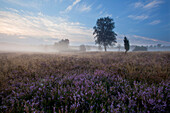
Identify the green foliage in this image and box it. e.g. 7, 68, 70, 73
93, 17, 117, 51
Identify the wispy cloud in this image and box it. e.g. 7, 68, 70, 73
134, 2, 143, 8
4, 0, 41, 9
128, 15, 149, 20
144, 0, 163, 9
0, 9, 93, 44
133, 0, 164, 9
97, 8, 112, 18
133, 35, 170, 44
149, 20, 161, 25
54, 0, 63, 3
63, 0, 81, 13
96, 4, 102, 10
116, 34, 170, 45
130, 0, 164, 22
104, 13, 112, 17
77, 4, 92, 12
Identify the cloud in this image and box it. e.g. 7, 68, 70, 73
96, 4, 102, 10
0, 9, 93, 45
6, 8, 19, 13
128, 15, 149, 20
97, 9, 112, 18
4, 0, 41, 9
133, 35, 170, 44
149, 20, 161, 25
144, 0, 163, 9
77, 4, 92, 12
130, 0, 164, 22
64, 0, 81, 13
104, 13, 112, 17
134, 2, 144, 8
133, 0, 163, 9
18, 36, 27, 39
116, 34, 170, 46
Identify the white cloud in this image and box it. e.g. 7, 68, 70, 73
149, 20, 161, 25
77, 4, 91, 12
133, 0, 163, 9
99, 11, 103, 15
144, 0, 163, 9
0, 9, 93, 44
4, 0, 41, 9
116, 33, 170, 46
97, 10, 112, 18
128, 15, 149, 20
18, 36, 27, 39
54, 0, 63, 3
133, 35, 170, 44
104, 13, 112, 17
64, 0, 81, 13
59, 0, 63, 3
97, 4, 102, 10
134, 2, 143, 8
130, 0, 164, 22
6, 8, 19, 13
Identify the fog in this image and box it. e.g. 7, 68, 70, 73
0, 42, 57, 53
0, 42, 170, 53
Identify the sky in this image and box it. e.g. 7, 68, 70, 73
0, 0, 170, 46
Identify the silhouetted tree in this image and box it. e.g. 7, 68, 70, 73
54, 39, 69, 49
93, 17, 117, 51
124, 36, 130, 53
157, 44, 161, 48
133, 46, 147, 51
59, 39, 69, 48
80, 45, 86, 52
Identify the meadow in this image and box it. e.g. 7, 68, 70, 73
0, 52, 169, 112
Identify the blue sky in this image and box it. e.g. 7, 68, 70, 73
0, 0, 170, 46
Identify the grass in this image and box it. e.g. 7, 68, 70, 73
0, 51, 169, 112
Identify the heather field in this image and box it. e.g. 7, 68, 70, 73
0, 52, 169, 112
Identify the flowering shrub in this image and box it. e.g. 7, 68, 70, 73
1, 70, 169, 112
0, 52, 169, 112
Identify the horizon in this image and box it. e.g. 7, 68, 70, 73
0, 0, 170, 46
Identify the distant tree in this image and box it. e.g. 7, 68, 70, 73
124, 36, 130, 53
157, 44, 161, 48
150, 45, 153, 48
59, 39, 69, 48
80, 45, 86, 52
93, 17, 117, 51
133, 46, 147, 51
55, 39, 69, 49
117, 44, 121, 51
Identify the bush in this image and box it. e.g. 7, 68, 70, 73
79, 45, 86, 52
133, 46, 147, 51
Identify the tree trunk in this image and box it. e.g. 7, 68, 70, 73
104, 46, 107, 51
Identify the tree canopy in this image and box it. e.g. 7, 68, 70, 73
93, 17, 117, 51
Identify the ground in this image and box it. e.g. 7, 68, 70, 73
0, 52, 169, 112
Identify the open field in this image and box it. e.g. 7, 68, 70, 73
0, 52, 169, 112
